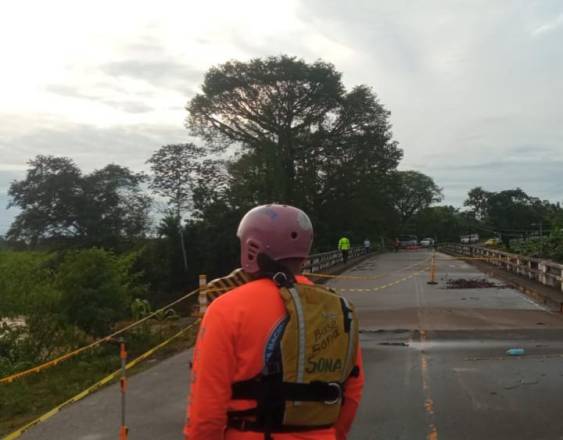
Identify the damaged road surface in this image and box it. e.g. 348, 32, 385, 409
444, 277, 510, 289
329, 250, 563, 440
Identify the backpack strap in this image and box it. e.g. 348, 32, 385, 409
229, 375, 344, 438
231, 377, 343, 403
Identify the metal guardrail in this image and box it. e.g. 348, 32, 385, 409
302, 246, 368, 273
440, 244, 563, 292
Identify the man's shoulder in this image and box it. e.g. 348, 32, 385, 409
212, 277, 277, 306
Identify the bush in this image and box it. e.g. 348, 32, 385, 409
510, 228, 563, 262
56, 248, 144, 337
0, 251, 56, 316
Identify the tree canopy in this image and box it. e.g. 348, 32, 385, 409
463, 187, 556, 237
187, 55, 403, 248
7, 155, 151, 249
391, 171, 443, 229
147, 143, 204, 218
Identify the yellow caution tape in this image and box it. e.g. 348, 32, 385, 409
435, 256, 504, 261
1, 288, 199, 385
4, 319, 201, 440
334, 268, 429, 292
304, 257, 431, 281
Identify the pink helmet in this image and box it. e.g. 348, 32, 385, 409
237, 204, 314, 274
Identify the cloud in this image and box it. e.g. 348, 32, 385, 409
1, 119, 188, 172
2, 0, 563, 229
414, 156, 563, 207
532, 13, 563, 36
0, 116, 193, 234
101, 60, 204, 92
45, 84, 154, 114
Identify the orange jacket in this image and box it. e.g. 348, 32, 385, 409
184, 275, 364, 440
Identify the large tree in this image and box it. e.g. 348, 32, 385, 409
147, 143, 204, 219
463, 187, 491, 221
186, 55, 402, 246
147, 143, 205, 269
391, 171, 443, 229
79, 164, 151, 247
7, 155, 82, 247
463, 187, 551, 232
7, 156, 151, 248
409, 205, 466, 242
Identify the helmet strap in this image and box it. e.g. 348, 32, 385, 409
256, 253, 295, 287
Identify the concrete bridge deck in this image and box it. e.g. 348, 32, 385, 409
19, 250, 563, 439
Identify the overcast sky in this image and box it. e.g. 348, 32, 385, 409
1, 0, 562, 234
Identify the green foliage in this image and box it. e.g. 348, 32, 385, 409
408, 206, 464, 242
462, 187, 563, 253
7, 156, 151, 249
131, 298, 152, 320
391, 171, 443, 229
55, 249, 143, 337
510, 228, 563, 262
130, 298, 179, 321
0, 251, 56, 316
463, 187, 491, 221
78, 165, 152, 248
0, 251, 81, 373
186, 55, 403, 250
7, 156, 82, 248
464, 187, 554, 233
185, 200, 241, 279
147, 143, 204, 217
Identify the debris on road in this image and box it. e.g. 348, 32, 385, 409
445, 278, 509, 289
378, 342, 409, 347
503, 378, 540, 390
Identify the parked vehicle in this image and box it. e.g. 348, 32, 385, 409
398, 235, 418, 248
460, 234, 479, 244
420, 237, 435, 247
484, 237, 501, 246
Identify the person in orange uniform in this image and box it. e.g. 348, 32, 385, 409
185, 204, 364, 440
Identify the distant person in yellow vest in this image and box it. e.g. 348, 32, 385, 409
338, 236, 351, 263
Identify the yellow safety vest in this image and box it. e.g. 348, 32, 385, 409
338, 237, 350, 250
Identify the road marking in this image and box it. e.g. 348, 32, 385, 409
415, 281, 439, 440
419, 329, 439, 440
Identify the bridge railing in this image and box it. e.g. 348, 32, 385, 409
302, 246, 367, 273
439, 243, 563, 292
200, 246, 370, 312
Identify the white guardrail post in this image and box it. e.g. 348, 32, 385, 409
198, 274, 208, 316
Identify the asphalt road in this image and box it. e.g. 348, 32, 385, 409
18, 250, 563, 440
336, 250, 563, 440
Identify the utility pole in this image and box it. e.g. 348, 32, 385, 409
179, 224, 188, 271
177, 208, 188, 272
532, 222, 544, 257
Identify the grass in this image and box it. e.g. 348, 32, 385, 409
0, 319, 199, 437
